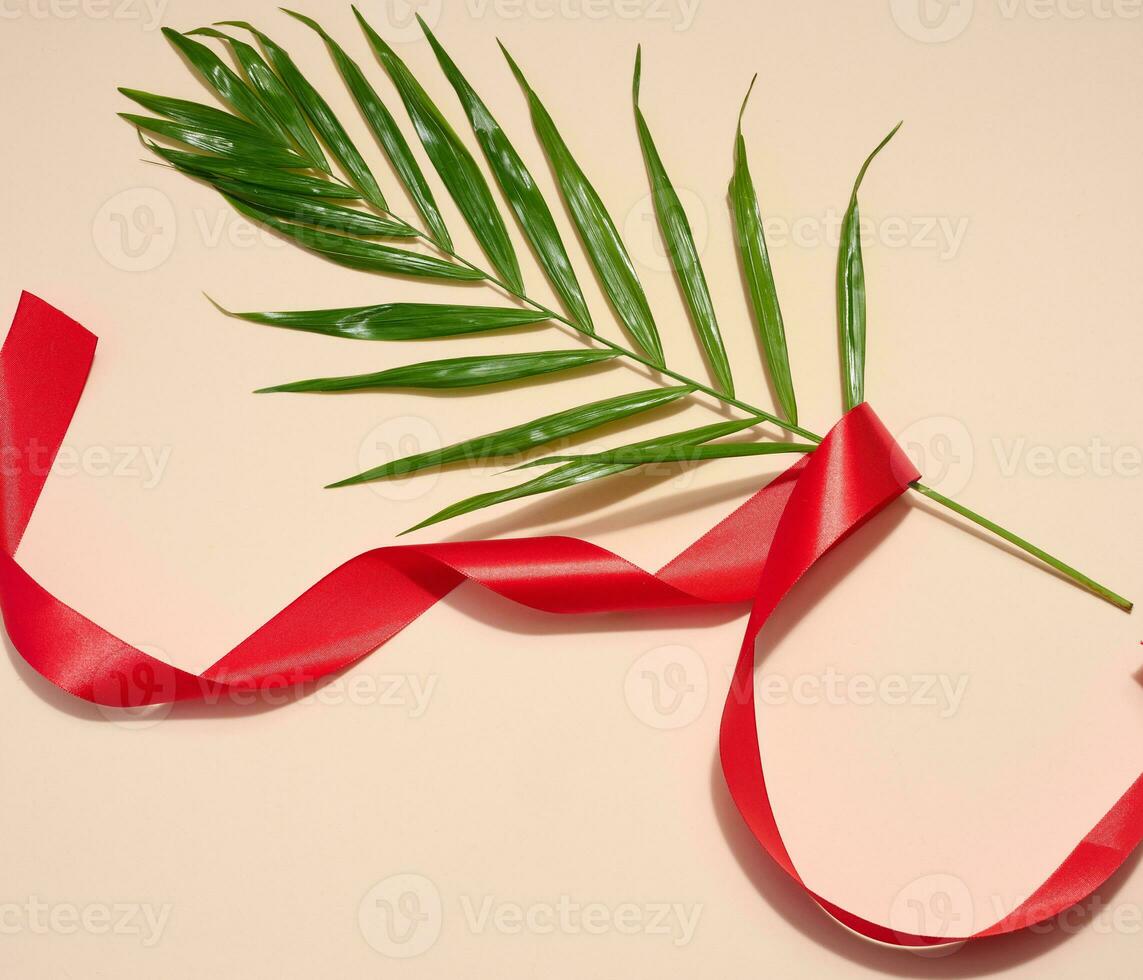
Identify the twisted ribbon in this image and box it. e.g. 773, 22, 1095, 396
2, 291, 1139, 947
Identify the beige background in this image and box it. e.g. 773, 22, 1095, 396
2, 0, 1142, 976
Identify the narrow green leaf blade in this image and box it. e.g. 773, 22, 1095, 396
223, 195, 482, 280
140, 137, 360, 198
501, 43, 663, 367
354, 7, 524, 292
329, 384, 692, 486
214, 181, 415, 236
405, 416, 765, 531
160, 28, 288, 140
420, 19, 594, 333
838, 122, 901, 412
524, 441, 814, 467
633, 48, 732, 394
729, 79, 797, 424
281, 9, 452, 249
513, 415, 764, 469
120, 113, 306, 167
119, 87, 277, 143
210, 301, 550, 340
258, 348, 618, 392
190, 26, 330, 171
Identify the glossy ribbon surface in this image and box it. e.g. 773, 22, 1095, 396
2, 292, 1139, 947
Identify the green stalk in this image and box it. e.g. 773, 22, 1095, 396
910, 484, 1132, 611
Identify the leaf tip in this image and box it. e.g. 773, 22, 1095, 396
497, 38, 525, 85
737, 74, 758, 130
202, 293, 236, 318
397, 515, 436, 536
850, 120, 903, 199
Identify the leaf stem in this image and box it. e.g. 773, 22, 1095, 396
354, 189, 1132, 612
910, 483, 1132, 611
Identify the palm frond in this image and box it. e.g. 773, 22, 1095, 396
121, 12, 796, 527
114, 9, 1133, 609
118, 13, 867, 527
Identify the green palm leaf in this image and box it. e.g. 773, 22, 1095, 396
224, 196, 481, 280
120, 113, 306, 167
405, 417, 767, 532
141, 137, 358, 198
257, 349, 618, 393
210, 301, 551, 340
838, 122, 901, 412
354, 6, 523, 292
729, 78, 797, 424
501, 43, 663, 367
329, 385, 692, 486
215, 182, 415, 236
119, 88, 281, 143
521, 441, 813, 467
281, 9, 452, 248
633, 48, 732, 395
512, 416, 765, 469
420, 19, 594, 334
218, 20, 388, 209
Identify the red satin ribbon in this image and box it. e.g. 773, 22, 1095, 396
2, 291, 1139, 947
